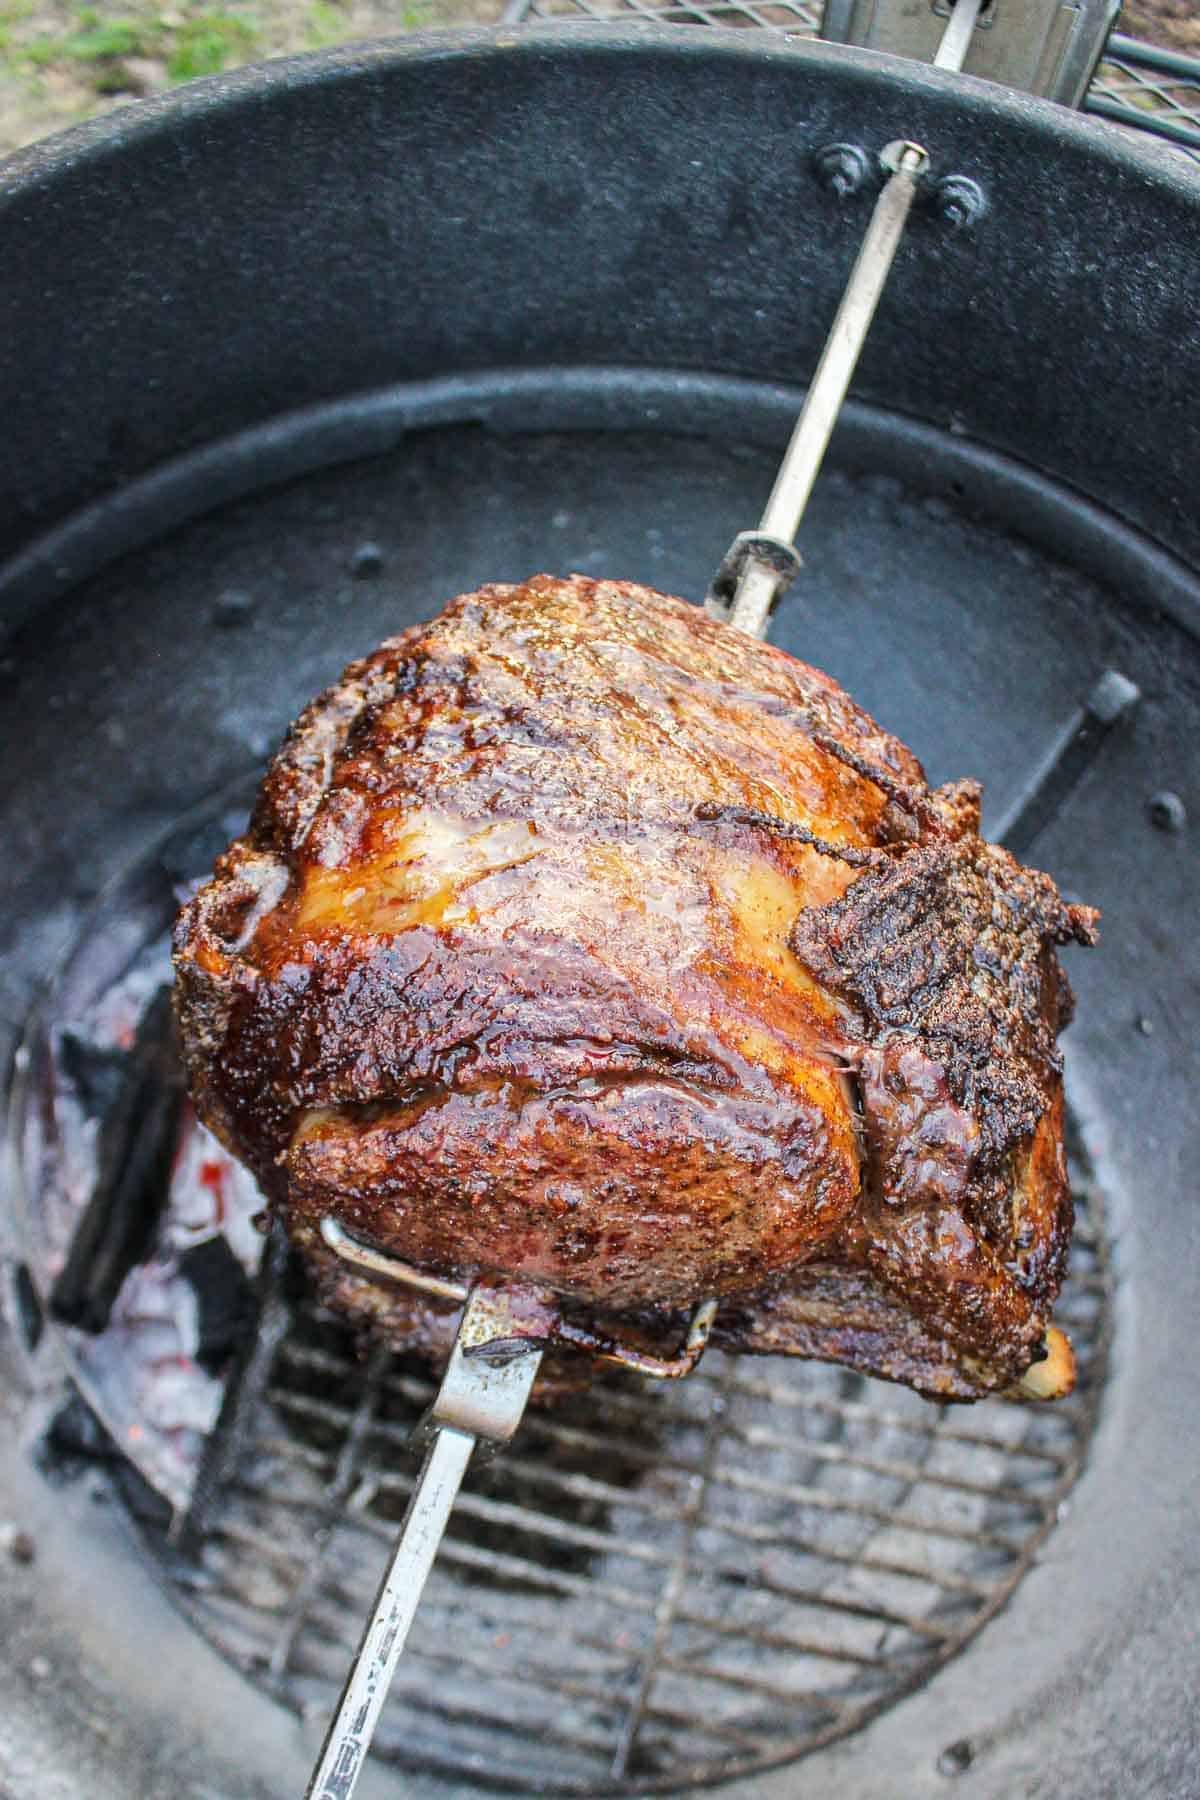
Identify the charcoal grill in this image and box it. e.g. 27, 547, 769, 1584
1, 18, 1198, 1800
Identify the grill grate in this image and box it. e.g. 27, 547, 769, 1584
152, 1155, 1110, 1795
505, 0, 822, 35
1089, 37, 1200, 156
501, 0, 1200, 162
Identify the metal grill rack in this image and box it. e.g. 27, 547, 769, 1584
1089, 37, 1200, 154
500, 0, 1200, 161
150, 1159, 1110, 1795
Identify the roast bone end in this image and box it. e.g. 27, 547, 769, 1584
1015, 1326, 1076, 1401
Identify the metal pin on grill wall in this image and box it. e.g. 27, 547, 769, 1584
719, 0, 990, 641
725, 139, 930, 640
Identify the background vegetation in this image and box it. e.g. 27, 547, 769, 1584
0, 0, 1193, 158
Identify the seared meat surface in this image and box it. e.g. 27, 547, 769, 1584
174, 576, 1095, 1399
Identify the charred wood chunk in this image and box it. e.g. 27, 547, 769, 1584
177, 1236, 256, 1373
50, 985, 184, 1333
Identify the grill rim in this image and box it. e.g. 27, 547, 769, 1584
3, 23, 1200, 599
4, 370, 1200, 649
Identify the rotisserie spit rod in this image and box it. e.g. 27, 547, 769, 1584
303, 1286, 543, 1800
724, 138, 929, 638
723, 0, 984, 639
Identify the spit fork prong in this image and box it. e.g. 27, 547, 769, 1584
304, 1283, 543, 1800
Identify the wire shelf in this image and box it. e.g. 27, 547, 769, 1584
501, 0, 1200, 162
1089, 34, 1200, 157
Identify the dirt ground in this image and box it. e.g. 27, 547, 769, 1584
1120, 0, 1200, 49
0, 0, 1195, 156
0, 0, 502, 153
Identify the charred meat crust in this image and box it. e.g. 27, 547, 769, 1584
790, 830, 1098, 1168
173, 575, 1094, 1400
785, 793, 1096, 1388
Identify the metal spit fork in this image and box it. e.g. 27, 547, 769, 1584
305, 1239, 718, 1800
304, 1283, 543, 1800
303, 2, 1077, 1789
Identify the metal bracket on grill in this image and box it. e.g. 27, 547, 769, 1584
821, 0, 1121, 106
418, 1280, 549, 1446
707, 531, 803, 621
319, 1216, 719, 1379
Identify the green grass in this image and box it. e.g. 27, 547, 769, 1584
19, 7, 158, 76
0, 0, 448, 155
64, 10, 151, 59
166, 11, 259, 79
303, 0, 345, 48
8, 5, 261, 86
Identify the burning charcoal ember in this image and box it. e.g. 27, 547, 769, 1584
105, 1261, 223, 1452
33, 967, 269, 1499
165, 1109, 267, 1276
88, 1125, 268, 1469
